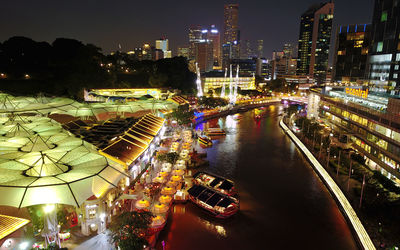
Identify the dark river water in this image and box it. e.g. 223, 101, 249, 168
156, 105, 358, 250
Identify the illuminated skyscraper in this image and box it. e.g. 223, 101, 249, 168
367, 0, 400, 95
332, 24, 371, 83
189, 25, 205, 60
297, 2, 334, 84
257, 40, 264, 58
205, 25, 222, 67
283, 43, 294, 58
155, 38, 171, 58
223, 4, 240, 67
177, 46, 190, 59
195, 41, 214, 73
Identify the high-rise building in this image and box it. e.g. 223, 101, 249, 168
297, 2, 334, 84
272, 51, 284, 60
242, 40, 254, 59
257, 40, 264, 58
367, 0, 400, 95
189, 25, 205, 60
332, 24, 371, 83
195, 41, 214, 73
223, 4, 240, 67
155, 38, 172, 59
156, 39, 168, 51
177, 46, 190, 59
283, 43, 295, 58
205, 25, 222, 67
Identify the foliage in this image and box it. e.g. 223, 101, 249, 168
351, 153, 366, 165
0, 37, 196, 98
157, 152, 178, 164
169, 104, 194, 125
27, 204, 68, 234
285, 104, 301, 116
267, 78, 298, 93
108, 211, 153, 250
197, 97, 229, 109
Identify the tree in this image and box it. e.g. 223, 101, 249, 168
197, 97, 229, 109
169, 104, 194, 125
108, 211, 153, 250
157, 152, 178, 164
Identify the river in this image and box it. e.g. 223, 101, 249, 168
156, 105, 358, 250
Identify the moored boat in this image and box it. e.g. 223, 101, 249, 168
188, 184, 239, 218
198, 135, 213, 147
193, 171, 237, 196
206, 127, 226, 136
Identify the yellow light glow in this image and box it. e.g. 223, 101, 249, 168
0, 215, 30, 240
43, 204, 55, 214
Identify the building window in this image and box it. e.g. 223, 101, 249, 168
397, 53, 400, 61
394, 73, 398, 79
377, 42, 384, 52
381, 11, 388, 22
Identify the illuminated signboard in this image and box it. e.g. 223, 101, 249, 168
345, 88, 368, 98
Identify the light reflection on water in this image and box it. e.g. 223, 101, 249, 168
157, 106, 357, 250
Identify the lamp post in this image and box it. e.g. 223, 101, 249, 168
359, 173, 366, 208
336, 150, 341, 178
347, 151, 353, 192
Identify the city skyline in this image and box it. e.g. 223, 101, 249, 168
0, 0, 372, 58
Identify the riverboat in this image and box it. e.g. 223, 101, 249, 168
206, 127, 226, 136
198, 135, 213, 147
193, 171, 236, 196
188, 184, 239, 218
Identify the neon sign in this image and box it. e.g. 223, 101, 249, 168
345, 88, 368, 99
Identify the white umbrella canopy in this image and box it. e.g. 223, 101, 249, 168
0, 117, 128, 208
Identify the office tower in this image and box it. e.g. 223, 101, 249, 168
205, 25, 222, 67
230, 58, 257, 76
156, 39, 168, 51
297, 2, 334, 84
332, 24, 371, 83
177, 46, 190, 59
257, 40, 264, 58
367, 0, 400, 95
189, 25, 205, 60
283, 43, 294, 58
195, 41, 214, 72
272, 51, 284, 60
155, 38, 172, 58
223, 3, 240, 67
242, 40, 254, 59
142, 44, 153, 60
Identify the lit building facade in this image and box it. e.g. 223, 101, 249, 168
366, 0, 400, 95
155, 38, 172, 59
177, 46, 190, 59
205, 25, 222, 67
189, 25, 205, 60
297, 2, 334, 84
230, 59, 257, 77
332, 24, 371, 83
223, 4, 240, 67
202, 75, 256, 93
310, 87, 400, 184
195, 41, 214, 72
257, 40, 264, 58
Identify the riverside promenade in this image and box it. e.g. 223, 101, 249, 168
280, 118, 375, 250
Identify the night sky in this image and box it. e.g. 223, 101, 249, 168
1, 0, 373, 58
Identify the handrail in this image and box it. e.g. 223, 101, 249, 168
280, 119, 375, 250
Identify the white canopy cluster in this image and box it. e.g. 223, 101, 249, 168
0, 110, 129, 208
0, 93, 177, 119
